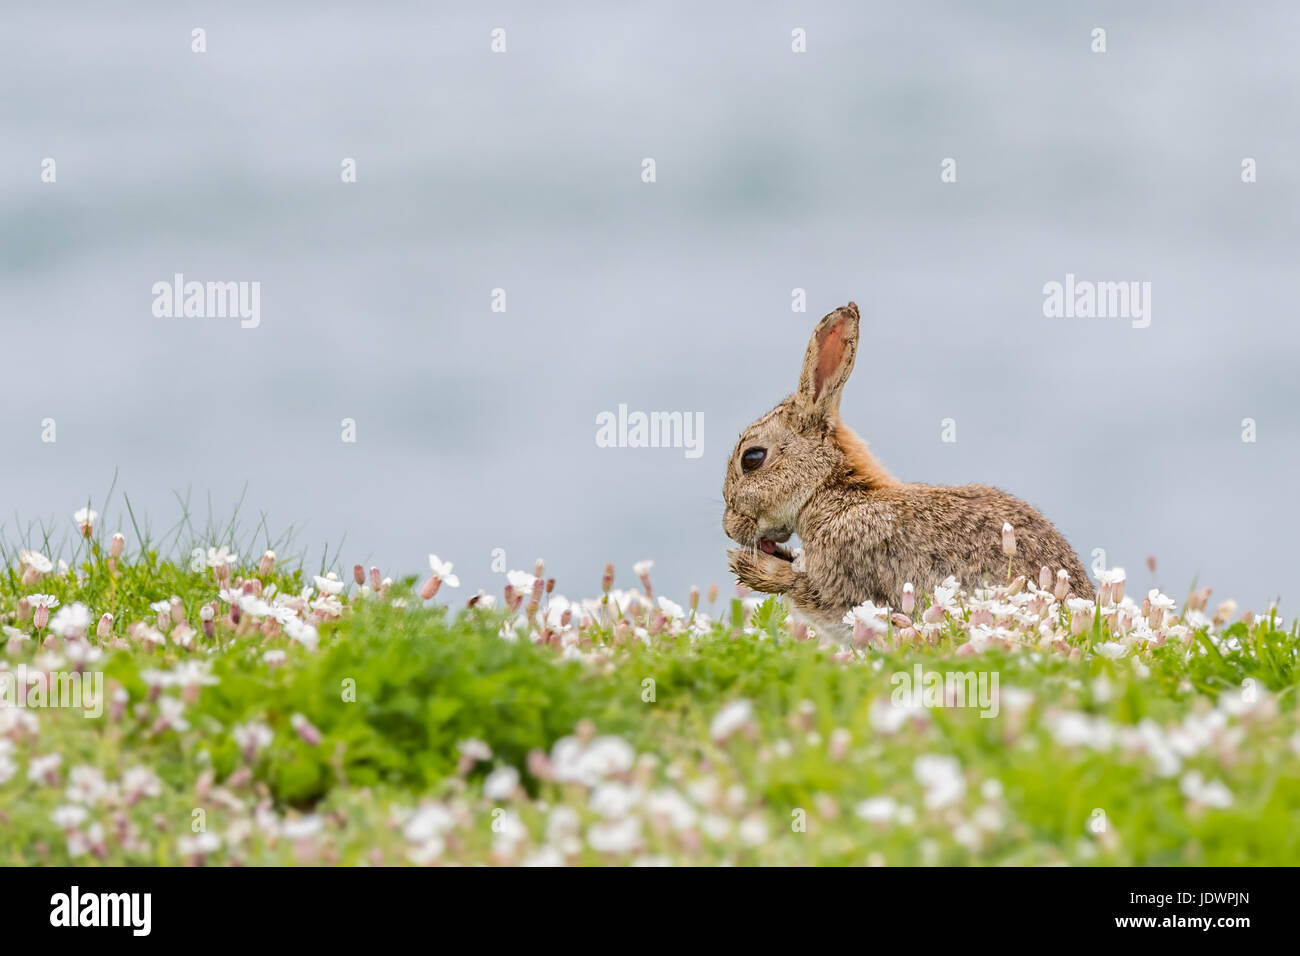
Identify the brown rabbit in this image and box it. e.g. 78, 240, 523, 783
724, 302, 1093, 636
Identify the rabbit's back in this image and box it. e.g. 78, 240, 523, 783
802, 481, 1094, 608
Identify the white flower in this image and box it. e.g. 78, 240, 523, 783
590, 782, 640, 818
551, 735, 634, 786
843, 599, 890, 628
282, 815, 323, 840
428, 554, 460, 587
49, 603, 92, 638
738, 814, 769, 846
404, 803, 455, 842
522, 846, 565, 867
709, 699, 755, 742
121, 765, 162, 801
644, 789, 697, 831
284, 618, 319, 651
27, 594, 60, 609
913, 755, 966, 809
51, 804, 88, 828
74, 508, 98, 532
1095, 641, 1129, 659
1097, 567, 1126, 585
313, 575, 345, 595
27, 752, 62, 782
632, 560, 654, 577
587, 817, 641, 854
173, 661, 219, 689
206, 546, 237, 568
1148, 589, 1177, 612
19, 549, 54, 573
483, 766, 520, 801
855, 796, 898, 823
233, 722, 273, 754
656, 596, 685, 620
458, 739, 493, 762
178, 832, 222, 855
66, 766, 109, 806
156, 697, 190, 732
1181, 771, 1233, 808
506, 570, 537, 593
931, 584, 959, 611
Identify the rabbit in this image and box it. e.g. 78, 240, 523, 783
723, 301, 1094, 638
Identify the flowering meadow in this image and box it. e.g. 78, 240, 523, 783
2, 508, 1299, 866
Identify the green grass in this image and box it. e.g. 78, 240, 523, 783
2, 521, 1298, 865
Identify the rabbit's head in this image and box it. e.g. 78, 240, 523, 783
723, 302, 891, 556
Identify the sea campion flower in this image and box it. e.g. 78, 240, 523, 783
634, 560, 654, 598
422, 554, 460, 599
74, 508, 98, 537
207, 546, 237, 569
49, 603, 91, 639
1001, 522, 1016, 557
19, 549, 53, 586
291, 712, 322, 746
428, 554, 460, 587
314, 574, 345, 596
233, 722, 274, 762
709, 699, 755, 743
28, 594, 59, 630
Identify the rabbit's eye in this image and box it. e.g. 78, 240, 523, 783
741, 447, 767, 473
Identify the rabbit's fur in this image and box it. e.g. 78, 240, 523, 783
724, 302, 1093, 637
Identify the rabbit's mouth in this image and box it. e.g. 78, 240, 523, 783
758, 530, 794, 562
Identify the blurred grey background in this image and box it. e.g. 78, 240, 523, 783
2, 1, 1297, 610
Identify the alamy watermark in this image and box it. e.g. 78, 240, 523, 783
151, 273, 260, 329
0, 666, 104, 718
1042, 273, 1150, 329
595, 404, 703, 459
890, 663, 1000, 718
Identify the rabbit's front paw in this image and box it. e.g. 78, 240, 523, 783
728, 548, 797, 594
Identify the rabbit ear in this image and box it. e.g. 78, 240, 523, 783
797, 302, 859, 418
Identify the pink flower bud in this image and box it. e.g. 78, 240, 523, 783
707, 583, 719, 604
1054, 569, 1069, 600
369, 567, 382, 590
353, 564, 365, 586
602, 563, 615, 593
420, 576, 440, 600
110, 533, 125, 559
291, 713, 322, 746
258, 551, 276, 576
1039, 566, 1052, 590
526, 749, 553, 782
901, 583, 915, 615
96, 613, 113, 639
34, 606, 50, 629
828, 728, 851, 761
1001, 522, 1017, 557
